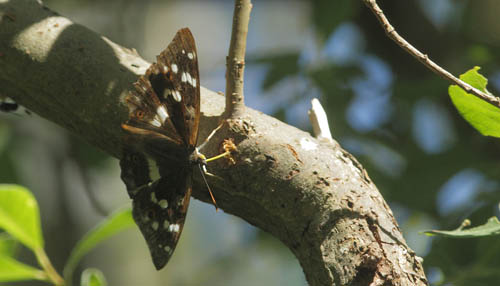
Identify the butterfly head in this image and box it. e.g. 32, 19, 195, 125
189, 147, 207, 167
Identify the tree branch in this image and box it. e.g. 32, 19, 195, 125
225, 0, 252, 118
0, 1, 427, 285
362, 0, 500, 109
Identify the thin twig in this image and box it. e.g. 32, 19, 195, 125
308, 98, 333, 142
225, 0, 252, 118
363, 0, 500, 109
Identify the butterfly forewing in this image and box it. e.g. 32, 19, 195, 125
120, 28, 202, 270
122, 28, 201, 153
147, 28, 200, 147
122, 69, 184, 150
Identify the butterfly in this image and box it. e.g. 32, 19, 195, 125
119, 28, 212, 270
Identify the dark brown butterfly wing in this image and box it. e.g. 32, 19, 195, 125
145, 27, 200, 148
122, 28, 200, 155
120, 149, 192, 269
120, 28, 201, 270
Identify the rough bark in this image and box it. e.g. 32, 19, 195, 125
0, 1, 428, 285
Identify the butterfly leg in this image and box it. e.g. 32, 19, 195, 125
199, 164, 222, 180
198, 121, 225, 151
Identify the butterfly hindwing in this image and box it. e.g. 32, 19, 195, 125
119, 148, 151, 198
120, 149, 192, 269
133, 168, 192, 269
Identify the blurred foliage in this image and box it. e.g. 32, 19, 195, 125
2, 0, 500, 285
251, 0, 500, 285
80, 268, 107, 286
0, 185, 128, 285
250, 52, 301, 90
311, 0, 361, 39
64, 207, 134, 283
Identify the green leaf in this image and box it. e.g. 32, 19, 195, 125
460, 66, 488, 90
423, 217, 500, 238
0, 255, 47, 282
448, 66, 500, 137
64, 207, 134, 281
0, 185, 43, 251
80, 268, 107, 286
0, 233, 18, 257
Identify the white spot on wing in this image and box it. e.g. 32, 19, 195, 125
300, 138, 318, 151
191, 77, 197, 87
158, 199, 168, 209
187, 52, 194, 60
164, 246, 172, 253
168, 224, 180, 233
182, 49, 185, 54
156, 106, 169, 123
171, 64, 178, 74
150, 118, 161, 127
151, 221, 159, 231
181, 72, 192, 85
172, 90, 182, 102
163, 65, 168, 73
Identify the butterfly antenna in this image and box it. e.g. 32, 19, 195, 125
205, 150, 231, 163
199, 164, 219, 211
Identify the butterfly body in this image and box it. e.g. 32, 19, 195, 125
120, 28, 204, 270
